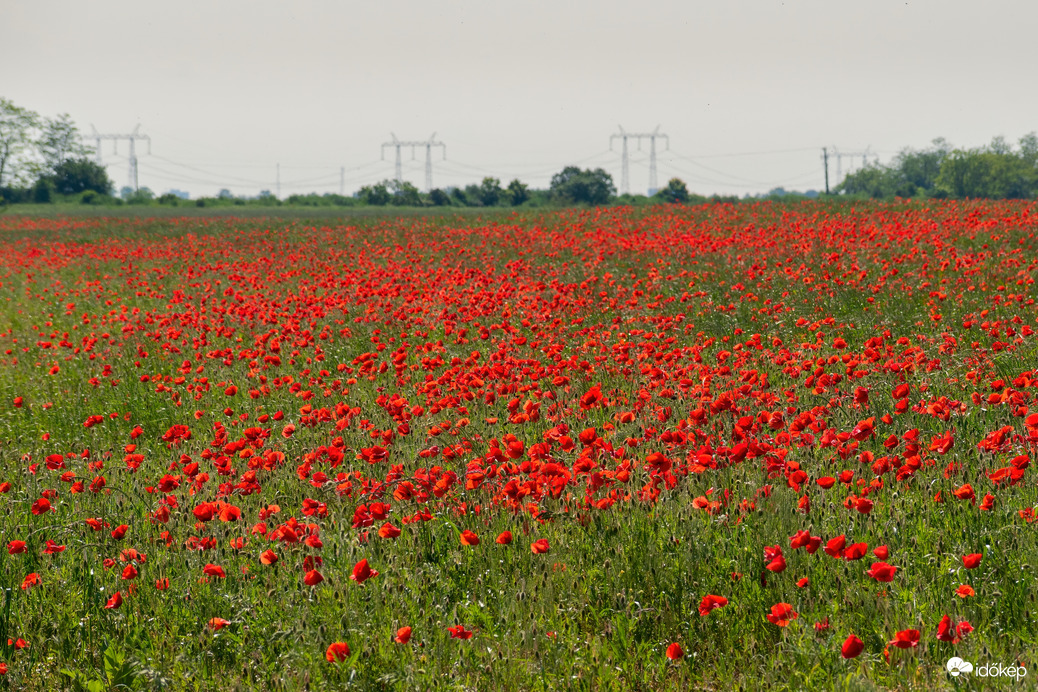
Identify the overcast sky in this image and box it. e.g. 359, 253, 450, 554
3, 0, 1037, 198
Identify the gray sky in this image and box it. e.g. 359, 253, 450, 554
3, 0, 1036, 198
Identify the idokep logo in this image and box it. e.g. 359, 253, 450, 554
947, 657, 1028, 681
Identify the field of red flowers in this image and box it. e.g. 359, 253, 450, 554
2, 201, 1037, 690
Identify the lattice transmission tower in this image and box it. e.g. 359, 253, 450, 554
90, 125, 151, 192
611, 126, 669, 195
381, 133, 446, 192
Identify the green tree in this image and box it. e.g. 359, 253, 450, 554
835, 165, 897, 198
428, 188, 451, 206
477, 177, 503, 206
0, 97, 40, 187
505, 179, 529, 206
389, 180, 422, 206
50, 158, 112, 195
36, 114, 89, 177
358, 181, 391, 206
450, 187, 469, 206
1018, 132, 1038, 167
32, 177, 54, 203
549, 166, 616, 205
655, 178, 690, 204
936, 149, 1035, 199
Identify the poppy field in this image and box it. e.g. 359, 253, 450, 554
2, 201, 1038, 690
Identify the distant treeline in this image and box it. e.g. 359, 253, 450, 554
836, 134, 1038, 200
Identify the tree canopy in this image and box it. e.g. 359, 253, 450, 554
549, 166, 616, 205
837, 135, 1037, 200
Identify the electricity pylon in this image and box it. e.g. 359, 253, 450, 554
381, 133, 446, 192
90, 125, 151, 192
610, 126, 669, 195
829, 146, 877, 183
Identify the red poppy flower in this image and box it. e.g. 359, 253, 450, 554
260, 549, 278, 566
155, 578, 170, 590
394, 626, 412, 644
378, 523, 401, 539
350, 558, 378, 584
460, 530, 480, 546
936, 614, 958, 643
843, 543, 868, 561
121, 565, 138, 580
43, 540, 65, 554
30, 498, 51, 515
765, 554, 787, 573
797, 577, 810, 588
448, 625, 473, 639
698, 594, 728, 616
841, 634, 864, 659
955, 584, 975, 598
766, 603, 798, 627
889, 629, 920, 649
203, 564, 226, 579
816, 476, 836, 489
7, 541, 26, 555
824, 535, 847, 558
872, 545, 889, 560
666, 642, 684, 660
104, 591, 123, 609
304, 569, 324, 586
496, 531, 513, 545
531, 539, 550, 554
20, 573, 40, 591
962, 553, 982, 569
208, 617, 230, 631
325, 641, 350, 662
867, 562, 897, 582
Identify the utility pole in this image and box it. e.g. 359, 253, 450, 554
822, 147, 830, 195
381, 133, 445, 192
829, 146, 873, 187
90, 125, 151, 192
610, 126, 669, 195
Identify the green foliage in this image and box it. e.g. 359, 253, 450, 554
283, 192, 354, 207
477, 177, 503, 206
450, 187, 469, 206
389, 180, 423, 206
126, 187, 155, 205
0, 97, 40, 188
936, 149, 1037, 199
838, 135, 1038, 199
505, 178, 530, 206
80, 190, 119, 206
61, 643, 141, 692
49, 157, 113, 195
428, 188, 451, 206
36, 113, 90, 178
32, 177, 54, 203
550, 166, 616, 205
655, 178, 690, 204
358, 181, 391, 206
